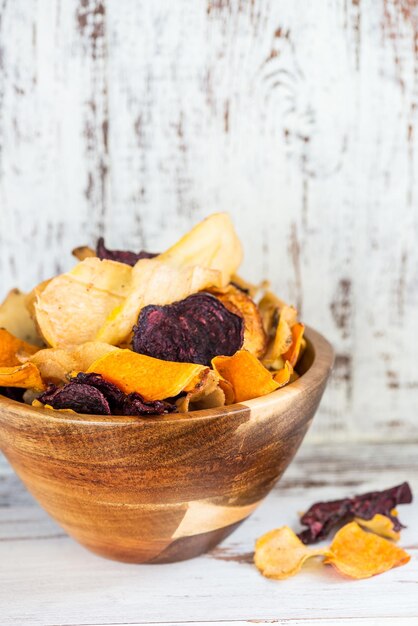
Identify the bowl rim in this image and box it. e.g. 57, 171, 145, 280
0, 325, 334, 427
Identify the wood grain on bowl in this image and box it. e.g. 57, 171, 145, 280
0, 327, 333, 563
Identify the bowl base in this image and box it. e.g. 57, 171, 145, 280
80, 519, 244, 564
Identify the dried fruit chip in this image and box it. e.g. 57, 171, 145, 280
96, 237, 157, 266
212, 350, 279, 402
282, 323, 305, 367
97, 260, 223, 346
0, 362, 45, 390
298, 482, 413, 544
0, 329, 39, 367
34, 258, 133, 347
132, 293, 244, 366
325, 522, 410, 579
37, 382, 111, 415
355, 513, 400, 541
87, 348, 208, 400
157, 213, 243, 286
255, 526, 326, 580
214, 286, 267, 358
0, 289, 43, 346
273, 361, 293, 387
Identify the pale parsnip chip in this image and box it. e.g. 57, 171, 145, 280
0, 289, 43, 346
157, 213, 243, 286
175, 370, 223, 412
34, 258, 132, 347
28, 342, 117, 383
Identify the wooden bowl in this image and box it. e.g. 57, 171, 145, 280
0, 326, 333, 564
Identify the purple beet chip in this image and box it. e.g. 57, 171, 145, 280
132, 292, 244, 366
0, 387, 25, 402
96, 237, 157, 266
38, 383, 111, 415
37, 373, 177, 417
121, 392, 177, 416
71, 372, 125, 410
298, 482, 413, 544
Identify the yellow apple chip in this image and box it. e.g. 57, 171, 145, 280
255, 526, 326, 580
212, 350, 279, 402
0, 329, 39, 367
354, 513, 401, 542
157, 213, 243, 286
34, 258, 133, 347
0, 362, 45, 390
87, 348, 208, 401
325, 522, 410, 579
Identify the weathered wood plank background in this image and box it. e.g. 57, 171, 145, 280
0, 0, 417, 441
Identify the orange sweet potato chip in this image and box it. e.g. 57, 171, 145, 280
354, 512, 401, 542
0, 362, 45, 390
282, 323, 305, 367
255, 526, 326, 580
212, 350, 279, 402
324, 522, 410, 579
0, 329, 39, 367
87, 348, 208, 401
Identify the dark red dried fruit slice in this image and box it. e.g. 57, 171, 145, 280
96, 238, 157, 266
38, 383, 111, 415
132, 292, 244, 366
298, 482, 413, 544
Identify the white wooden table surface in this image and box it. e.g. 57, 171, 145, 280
1, 443, 417, 626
